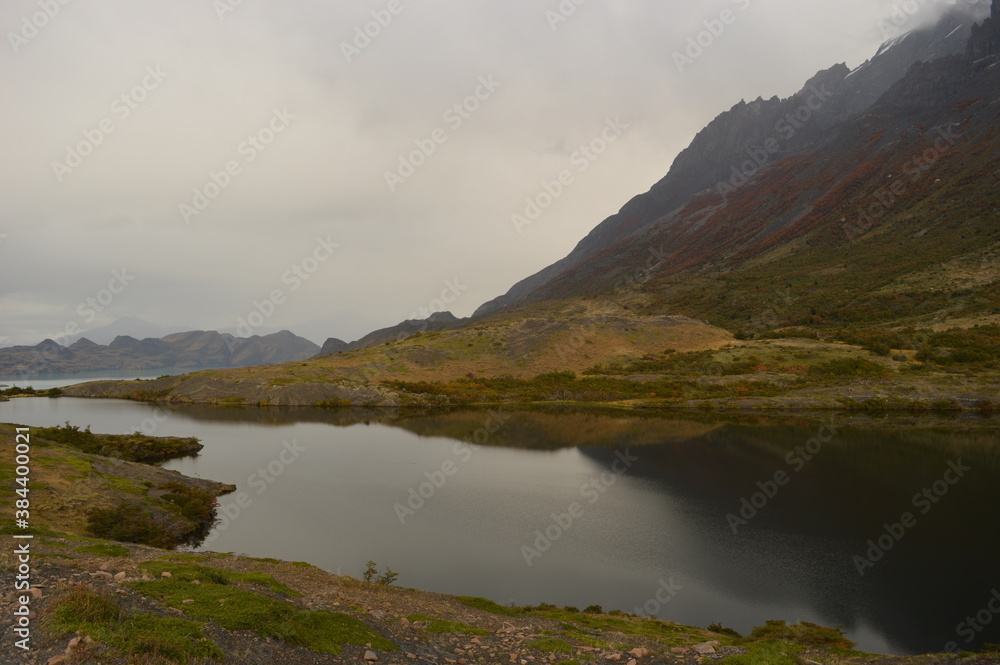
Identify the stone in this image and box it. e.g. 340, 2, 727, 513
99, 562, 112, 571
29, 587, 43, 598
93, 571, 113, 580
48, 657, 69, 665
693, 642, 717, 655
182, 599, 195, 605
629, 647, 649, 658
114, 572, 126, 582
364, 650, 379, 661
161, 571, 172, 578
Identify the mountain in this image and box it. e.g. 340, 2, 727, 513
475, 0, 996, 319
59, 2, 1000, 410
64, 317, 186, 346
316, 311, 465, 357
0, 331, 320, 377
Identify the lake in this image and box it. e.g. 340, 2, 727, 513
0, 369, 196, 391
2, 397, 998, 656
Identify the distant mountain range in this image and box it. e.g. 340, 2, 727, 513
0, 330, 319, 377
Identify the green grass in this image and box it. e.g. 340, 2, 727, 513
139, 560, 299, 596
75, 543, 132, 557
40, 539, 73, 549
407, 613, 489, 635
528, 638, 575, 654
524, 606, 714, 647
103, 475, 148, 495
458, 595, 520, 617
45, 585, 223, 663
719, 640, 804, 664
743, 620, 854, 649
809, 357, 888, 378
129, 578, 395, 655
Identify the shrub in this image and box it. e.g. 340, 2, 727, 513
86, 501, 172, 548
810, 358, 887, 378
745, 620, 854, 649
709, 622, 742, 638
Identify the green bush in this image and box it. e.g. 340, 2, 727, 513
810, 358, 887, 378
744, 620, 854, 649
34, 423, 202, 463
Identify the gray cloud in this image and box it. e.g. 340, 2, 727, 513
0, 0, 966, 346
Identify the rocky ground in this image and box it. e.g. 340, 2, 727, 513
3, 542, 1000, 665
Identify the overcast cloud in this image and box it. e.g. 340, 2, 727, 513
0, 0, 965, 346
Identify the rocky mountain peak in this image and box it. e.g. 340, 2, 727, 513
968, 0, 1000, 65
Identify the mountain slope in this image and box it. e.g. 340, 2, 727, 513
317, 311, 466, 358
475, 0, 994, 319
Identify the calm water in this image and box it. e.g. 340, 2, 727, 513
0, 369, 195, 391
3, 397, 999, 656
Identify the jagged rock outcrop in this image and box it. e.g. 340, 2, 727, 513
968, 0, 1000, 66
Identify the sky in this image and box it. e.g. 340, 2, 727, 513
0, 0, 969, 346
